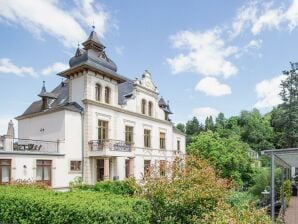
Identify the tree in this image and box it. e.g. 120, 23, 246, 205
176, 123, 186, 133
238, 109, 274, 152
215, 112, 226, 129
187, 131, 254, 187
205, 116, 215, 131
273, 62, 298, 148
185, 117, 200, 136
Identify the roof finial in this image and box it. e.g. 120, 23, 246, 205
92, 19, 95, 30
40, 80, 46, 94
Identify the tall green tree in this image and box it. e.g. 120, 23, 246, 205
176, 123, 186, 133
185, 117, 200, 136
205, 116, 215, 131
238, 109, 274, 152
271, 63, 298, 148
187, 131, 254, 187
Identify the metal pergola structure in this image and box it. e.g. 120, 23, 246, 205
262, 148, 298, 223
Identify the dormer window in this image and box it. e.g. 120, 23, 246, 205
148, 101, 153, 116
105, 86, 111, 104
95, 84, 101, 101
141, 99, 147, 114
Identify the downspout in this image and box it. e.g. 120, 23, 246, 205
81, 110, 84, 182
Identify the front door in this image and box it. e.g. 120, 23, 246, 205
97, 159, 104, 181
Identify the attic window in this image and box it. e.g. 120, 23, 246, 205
124, 93, 133, 98
48, 99, 55, 108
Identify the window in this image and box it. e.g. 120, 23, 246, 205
160, 132, 166, 149
141, 99, 146, 114
104, 86, 111, 104
177, 140, 181, 152
95, 84, 101, 101
0, 159, 11, 184
159, 160, 166, 177
144, 160, 151, 176
36, 160, 52, 186
144, 129, 151, 148
148, 101, 153, 116
98, 120, 108, 146
70, 161, 82, 172
125, 126, 134, 145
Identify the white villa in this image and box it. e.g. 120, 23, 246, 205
0, 28, 185, 189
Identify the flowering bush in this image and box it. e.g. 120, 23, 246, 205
138, 156, 270, 224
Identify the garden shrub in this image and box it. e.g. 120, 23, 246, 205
139, 156, 270, 224
139, 156, 231, 223
0, 185, 151, 224
229, 191, 257, 208
94, 178, 139, 195
282, 179, 291, 206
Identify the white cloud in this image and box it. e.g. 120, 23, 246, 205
72, 0, 109, 39
286, 0, 298, 30
0, 0, 110, 47
254, 75, 286, 109
167, 29, 238, 78
195, 77, 231, 96
246, 39, 262, 49
42, 62, 68, 76
230, 0, 298, 36
230, 1, 258, 38
193, 107, 220, 121
251, 8, 284, 35
0, 58, 36, 77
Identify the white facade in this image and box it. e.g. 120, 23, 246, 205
0, 29, 185, 188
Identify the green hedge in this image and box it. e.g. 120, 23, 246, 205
0, 186, 151, 224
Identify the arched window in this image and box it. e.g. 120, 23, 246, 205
148, 101, 153, 116
95, 84, 101, 101
104, 86, 111, 104
141, 99, 146, 114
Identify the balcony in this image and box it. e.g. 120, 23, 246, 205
87, 139, 134, 157
0, 138, 61, 154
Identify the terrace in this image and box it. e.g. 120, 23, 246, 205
87, 139, 134, 157
0, 138, 62, 155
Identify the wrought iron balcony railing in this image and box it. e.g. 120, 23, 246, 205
88, 139, 133, 152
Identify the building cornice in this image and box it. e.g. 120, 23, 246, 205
57, 63, 127, 83
82, 99, 172, 125
15, 106, 79, 120
0, 151, 65, 156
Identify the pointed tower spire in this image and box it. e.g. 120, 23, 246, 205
82, 26, 106, 51
40, 81, 46, 94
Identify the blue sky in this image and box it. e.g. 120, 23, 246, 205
0, 0, 298, 133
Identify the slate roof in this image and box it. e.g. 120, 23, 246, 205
158, 97, 173, 114
118, 81, 135, 105
16, 81, 83, 120
172, 125, 186, 136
